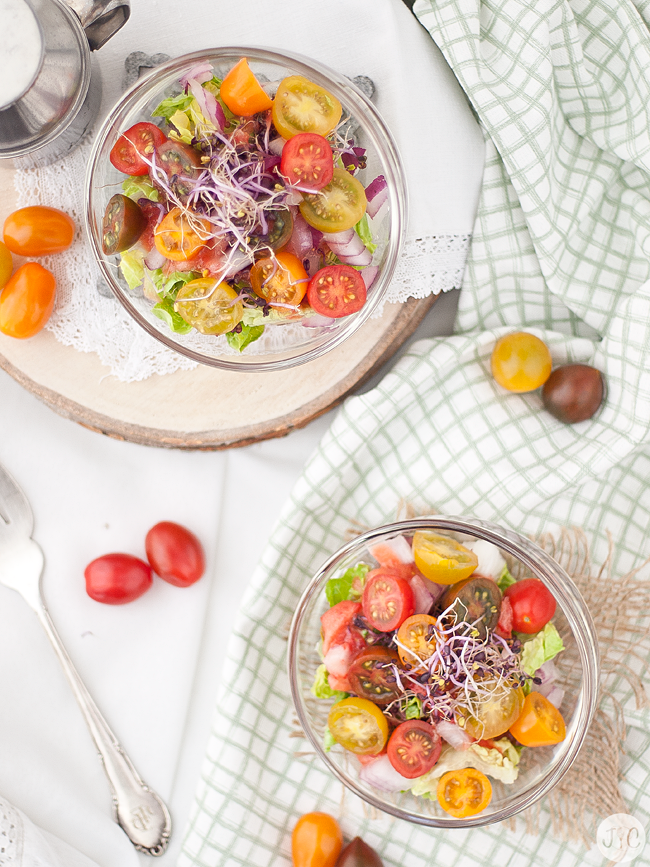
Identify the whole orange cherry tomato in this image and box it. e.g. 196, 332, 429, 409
491, 332, 552, 393
509, 690, 566, 747
0, 262, 56, 338
0, 241, 12, 289
3, 206, 75, 256
291, 812, 342, 867
220, 58, 273, 116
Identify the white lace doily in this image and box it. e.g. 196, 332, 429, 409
13, 138, 470, 383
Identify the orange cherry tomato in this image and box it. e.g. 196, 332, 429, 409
327, 697, 389, 755
491, 332, 552, 393
154, 207, 210, 261
437, 768, 492, 818
509, 691, 566, 747
396, 614, 437, 667
3, 206, 75, 256
291, 812, 342, 867
0, 241, 13, 288
250, 250, 308, 307
0, 262, 55, 338
220, 58, 273, 116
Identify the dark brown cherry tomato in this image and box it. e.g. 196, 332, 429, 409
307, 264, 367, 319
109, 121, 167, 176
101, 194, 147, 254
157, 140, 201, 176
281, 132, 334, 191
3, 206, 75, 256
347, 646, 401, 706
84, 553, 153, 604
542, 363, 605, 423
291, 812, 343, 867
145, 521, 205, 587
386, 719, 442, 779
252, 207, 293, 251
361, 568, 415, 632
440, 575, 502, 639
503, 577, 556, 633
334, 837, 384, 867
0, 262, 56, 338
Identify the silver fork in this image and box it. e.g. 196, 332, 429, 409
0, 461, 171, 855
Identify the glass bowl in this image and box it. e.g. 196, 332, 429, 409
85, 47, 406, 371
288, 516, 599, 828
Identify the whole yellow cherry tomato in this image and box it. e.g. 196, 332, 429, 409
0, 262, 56, 338
3, 206, 75, 256
491, 331, 552, 393
0, 241, 13, 289
291, 812, 342, 867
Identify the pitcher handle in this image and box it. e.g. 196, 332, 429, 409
64, 0, 130, 50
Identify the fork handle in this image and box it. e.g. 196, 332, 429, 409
36, 605, 171, 855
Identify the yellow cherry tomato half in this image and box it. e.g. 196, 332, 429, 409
327, 697, 389, 755
0, 241, 13, 288
272, 75, 342, 140
396, 614, 438, 667
0, 262, 56, 338
3, 205, 75, 256
491, 331, 552, 393
291, 812, 343, 867
412, 531, 478, 585
250, 250, 308, 307
456, 678, 525, 740
509, 690, 566, 747
299, 167, 367, 234
174, 278, 243, 335
220, 58, 273, 116
154, 207, 210, 261
437, 768, 492, 818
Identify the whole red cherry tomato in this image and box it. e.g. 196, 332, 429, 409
145, 521, 205, 587
291, 812, 342, 867
0, 262, 56, 338
84, 553, 153, 604
503, 577, 556, 633
3, 206, 75, 256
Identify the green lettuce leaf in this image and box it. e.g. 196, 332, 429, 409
119, 248, 145, 290
151, 269, 200, 299
325, 563, 371, 606
355, 214, 377, 254
520, 622, 565, 676
226, 323, 265, 352
410, 737, 521, 795
496, 565, 516, 592
151, 93, 194, 121
310, 664, 349, 702
151, 296, 193, 334
403, 695, 422, 720
122, 175, 159, 202
323, 727, 336, 752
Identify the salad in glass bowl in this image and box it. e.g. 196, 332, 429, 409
85, 48, 406, 370
288, 518, 599, 827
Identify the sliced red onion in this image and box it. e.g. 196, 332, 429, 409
143, 247, 166, 271
188, 78, 224, 131
365, 175, 388, 219
180, 62, 213, 88
409, 574, 436, 615
268, 136, 286, 156
221, 248, 253, 279
545, 686, 565, 709
285, 189, 303, 206
323, 229, 372, 267
437, 720, 473, 750
323, 644, 352, 677
532, 660, 558, 698
369, 535, 414, 565
362, 266, 379, 290
465, 539, 506, 581
301, 313, 337, 328
301, 249, 324, 276
285, 211, 313, 258
358, 754, 411, 793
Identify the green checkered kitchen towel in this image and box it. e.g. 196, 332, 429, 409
179, 1, 650, 865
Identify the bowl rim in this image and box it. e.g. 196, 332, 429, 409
287, 515, 600, 828
84, 45, 408, 371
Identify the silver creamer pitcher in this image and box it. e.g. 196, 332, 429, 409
0, 0, 129, 167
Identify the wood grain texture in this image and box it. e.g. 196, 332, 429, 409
0, 162, 436, 449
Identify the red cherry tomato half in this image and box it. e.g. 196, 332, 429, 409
84, 553, 153, 604
3, 206, 75, 256
110, 121, 167, 176
291, 812, 343, 867
0, 262, 56, 338
361, 568, 415, 632
503, 578, 556, 634
145, 521, 205, 587
307, 264, 367, 319
387, 719, 442, 779
280, 132, 334, 191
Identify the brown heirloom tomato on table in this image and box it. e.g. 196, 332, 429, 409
3, 206, 75, 256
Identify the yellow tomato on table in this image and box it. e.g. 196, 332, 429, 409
0, 241, 12, 289
491, 331, 552, 392
291, 812, 342, 867
0, 262, 55, 338
3, 205, 75, 256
